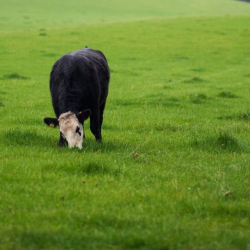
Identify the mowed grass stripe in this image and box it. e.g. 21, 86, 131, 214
0, 16, 250, 249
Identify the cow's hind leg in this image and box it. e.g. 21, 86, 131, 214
90, 109, 102, 141
100, 101, 106, 127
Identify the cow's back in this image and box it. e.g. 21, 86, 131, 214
50, 47, 110, 116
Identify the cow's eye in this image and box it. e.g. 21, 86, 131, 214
75, 126, 81, 136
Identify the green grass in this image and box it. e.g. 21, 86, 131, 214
1, 1, 250, 249
1, 0, 250, 31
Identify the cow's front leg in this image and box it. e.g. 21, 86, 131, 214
58, 133, 68, 147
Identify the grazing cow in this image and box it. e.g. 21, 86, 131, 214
44, 47, 110, 149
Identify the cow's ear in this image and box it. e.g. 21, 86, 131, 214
77, 109, 92, 123
44, 118, 59, 128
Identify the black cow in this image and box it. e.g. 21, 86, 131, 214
44, 47, 110, 149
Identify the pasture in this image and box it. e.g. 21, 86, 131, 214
1, 0, 250, 249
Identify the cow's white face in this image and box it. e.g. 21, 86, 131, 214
58, 112, 84, 149
44, 109, 91, 149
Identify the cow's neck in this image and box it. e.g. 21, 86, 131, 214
59, 96, 79, 115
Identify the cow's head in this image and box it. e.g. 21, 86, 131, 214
44, 110, 91, 149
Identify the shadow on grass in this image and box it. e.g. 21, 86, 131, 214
42, 52, 57, 57
39, 138, 130, 176
154, 124, 182, 132
41, 157, 121, 177
79, 159, 123, 176
192, 132, 246, 153
18, 209, 162, 250
2, 129, 127, 152
218, 91, 238, 98
191, 67, 205, 72
218, 112, 250, 121
18, 221, 151, 250
40, 51, 58, 57
80, 161, 112, 175
0, 73, 30, 80
19, 231, 96, 250
81, 138, 129, 155
114, 99, 140, 107
2, 130, 55, 147
189, 93, 208, 104
184, 77, 205, 84
39, 32, 47, 36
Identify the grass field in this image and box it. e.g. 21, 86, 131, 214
1, 1, 250, 249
